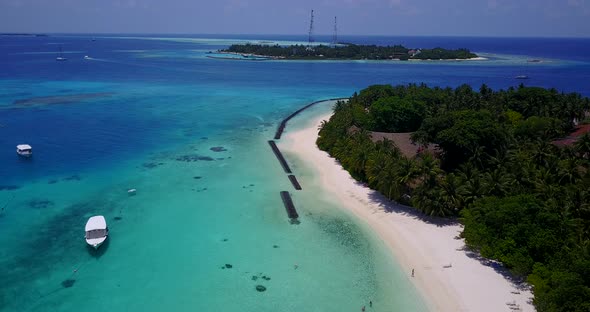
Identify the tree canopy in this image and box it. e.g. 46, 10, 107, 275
222, 43, 478, 60
317, 83, 590, 311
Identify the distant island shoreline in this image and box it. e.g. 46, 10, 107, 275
218, 43, 481, 61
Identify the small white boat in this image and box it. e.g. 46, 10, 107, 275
16, 144, 32, 157
515, 75, 529, 79
127, 188, 137, 195
56, 46, 67, 61
85, 215, 108, 249
84, 55, 91, 60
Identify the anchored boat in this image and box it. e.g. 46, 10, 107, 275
85, 215, 108, 249
56, 45, 67, 61
16, 144, 32, 157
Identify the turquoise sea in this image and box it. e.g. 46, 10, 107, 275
1, 34, 589, 311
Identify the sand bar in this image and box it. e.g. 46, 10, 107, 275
280, 112, 535, 312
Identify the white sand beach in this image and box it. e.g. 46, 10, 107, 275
407, 56, 488, 61
280, 112, 535, 312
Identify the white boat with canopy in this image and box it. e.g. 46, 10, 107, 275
85, 215, 108, 249
16, 144, 32, 157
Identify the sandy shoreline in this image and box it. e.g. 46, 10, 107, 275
216, 51, 487, 62
280, 112, 535, 312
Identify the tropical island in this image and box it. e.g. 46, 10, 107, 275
314, 84, 590, 311
220, 43, 478, 60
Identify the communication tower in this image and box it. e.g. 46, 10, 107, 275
332, 16, 338, 46
308, 10, 315, 45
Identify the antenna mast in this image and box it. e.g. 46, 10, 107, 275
332, 16, 338, 46
308, 10, 315, 45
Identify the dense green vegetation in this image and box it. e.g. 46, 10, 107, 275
222, 43, 477, 60
317, 84, 590, 311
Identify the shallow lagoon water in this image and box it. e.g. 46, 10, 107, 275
1, 34, 589, 311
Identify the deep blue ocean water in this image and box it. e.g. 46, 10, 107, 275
0, 34, 589, 311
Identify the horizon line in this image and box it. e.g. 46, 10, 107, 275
2, 32, 589, 39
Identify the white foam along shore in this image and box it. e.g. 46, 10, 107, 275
408, 56, 488, 61
280, 111, 535, 312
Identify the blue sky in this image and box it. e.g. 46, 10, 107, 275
0, 0, 588, 37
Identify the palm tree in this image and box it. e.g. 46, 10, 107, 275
564, 187, 590, 220
531, 139, 555, 167
575, 133, 590, 159
458, 172, 484, 207
396, 157, 419, 195
380, 159, 403, 201
558, 157, 582, 185
439, 173, 465, 212
377, 138, 402, 159
417, 153, 442, 188
457, 162, 479, 181
347, 132, 372, 180
532, 167, 560, 199
413, 186, 455, 217
365, 139, 404, 200
482, 168, 514, 197
468, 145, 488, 170
365, 151, 388, 189
487, 147, 516, 170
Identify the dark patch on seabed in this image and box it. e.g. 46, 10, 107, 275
62, 174, 82, 181
0, 197, 118, 311
308, 213, 378, 298
0, 185, 20, 191
251, 273, 271, 281
28, 199, 54, 209
210, 146, 227, 152
315, 215, 367, 251
175, 154, 215, 162
142, 162, 164, 169
11, 92, 115, 107
61, 279, 75, 288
